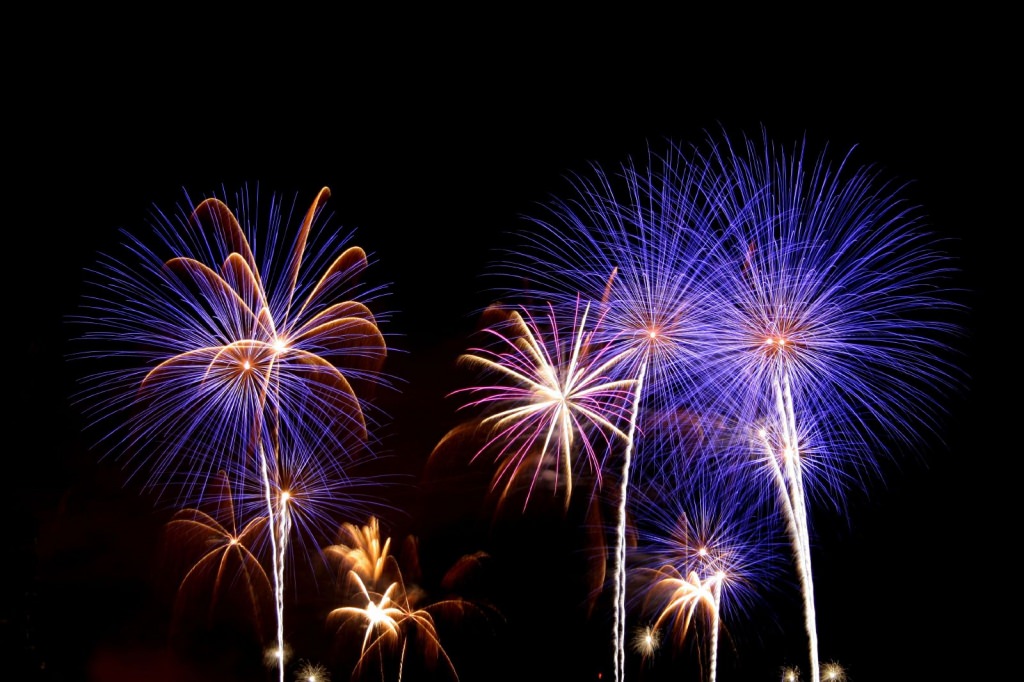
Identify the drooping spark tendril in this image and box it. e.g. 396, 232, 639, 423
163, 470, 273, 640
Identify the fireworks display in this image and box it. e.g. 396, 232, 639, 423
44, 110, 975, 682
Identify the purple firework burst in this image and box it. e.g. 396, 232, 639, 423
691, 127, 966, 682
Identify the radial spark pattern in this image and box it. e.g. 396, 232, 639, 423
453, 299, 637, 511
72, 185, 391, 506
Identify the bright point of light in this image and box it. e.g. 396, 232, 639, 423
242, 359, 251, 370
280, 491, 291, 504
273, 338, 287, 352
365, 602, 385, 626
698, 547, 708, 557
229, 537, 239, 545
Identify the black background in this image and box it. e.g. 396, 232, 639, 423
12, 15, 1011, 682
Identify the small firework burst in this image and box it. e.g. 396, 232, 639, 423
295, 659, 330, 682
820, 661, 846, 681
263, 641, 292, 668
631, 624, 660, 660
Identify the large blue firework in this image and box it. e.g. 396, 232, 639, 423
689, 127, 966, 682
71, 184, 394, 508
70, 184, 397, 682
493, 141, 733, 425
695, 128, 965, 499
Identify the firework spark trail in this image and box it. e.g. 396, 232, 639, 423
708, 578, 722, 682
613, 358, 645, 682
71, 185, 391, 682
694, 127, 966, 682
778, 371, 818, 680
262, 453, 296, 682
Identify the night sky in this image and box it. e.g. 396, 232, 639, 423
13, 21, 1010, 682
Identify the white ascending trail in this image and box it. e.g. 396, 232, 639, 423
613, 360, 647, 682
275, 500, 291, 681
709, 575, 722, 682
260, 451, 287, 682
772, 370, 820, 682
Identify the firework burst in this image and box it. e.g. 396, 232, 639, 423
71, 185, 393, 681
72, 185, 391, 502
489, 142, 735, 682
295, 659, 331, 682
780, 665, 802, 682
820, 661, 846, 681
325, 518, 500, 681
693, 128, 965, 682
162, 470, 273, 643
452, 299, 636, 513
631, 624, 660, 663
630, 455, 786, 682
